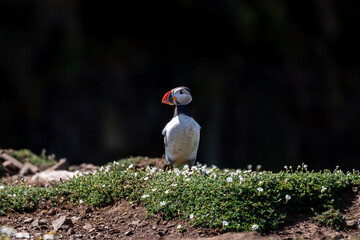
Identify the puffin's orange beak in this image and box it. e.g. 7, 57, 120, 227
162, 90, 175, 105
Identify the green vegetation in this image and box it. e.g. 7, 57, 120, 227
314, 208, 348, 231
6, 149, 57, 166
0, 160, 359, 233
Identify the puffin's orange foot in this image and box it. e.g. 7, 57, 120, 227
169, 165, 174, 171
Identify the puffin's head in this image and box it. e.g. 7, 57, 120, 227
162, 86, 192, 105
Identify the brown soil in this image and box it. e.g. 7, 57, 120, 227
1, 193, 359, 240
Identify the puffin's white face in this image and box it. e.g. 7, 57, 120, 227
162, 86, 192, 105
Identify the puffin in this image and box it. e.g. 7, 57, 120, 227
161, 86, 201, 171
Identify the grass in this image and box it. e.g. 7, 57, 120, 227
6, 149, 57, 166
0, 160, 360, 233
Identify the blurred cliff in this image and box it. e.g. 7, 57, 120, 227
0, 1, 359, 171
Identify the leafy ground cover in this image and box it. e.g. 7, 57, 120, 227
1, 159, 359, 237
5, 149, 56, 167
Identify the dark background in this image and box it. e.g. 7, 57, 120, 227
1, 1, 359, 171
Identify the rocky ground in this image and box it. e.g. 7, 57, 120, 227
1, 150, 360, 239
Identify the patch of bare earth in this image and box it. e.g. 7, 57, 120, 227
0, 200, 266, 240
269, 191, 360, 240
1, 194, 359, 240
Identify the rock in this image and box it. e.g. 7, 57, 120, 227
125, 231, 133, 236
69, 163, 99, 172
31, 170, 75, 183
83, 223, 92, 230
346, 219, 357, 228
24, 217, 34, 224
52, 216, 74, 231
48, 208, 56, 216
31, 218, 40, 228
73, 234, 83, 238
39, 219, 47, 225
130, 220, 141, 226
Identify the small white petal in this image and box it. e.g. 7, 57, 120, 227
252, 224, 259, 230
222, 221, 229, 226
226, 177, 233, 183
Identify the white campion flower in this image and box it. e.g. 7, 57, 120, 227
222, 221, 229, 227
171, 183, 177, 187
79, 199, 84, 204
189, 214, 194, 219
185, 178, 191, 182
252, 224, 259, 231
239, 176, 244, 182
285, 195, 291, 202
141, 194, 150, 199
165, 190, 169, 194
247, 164, 252, 170
256, 165, 262, 171
143, 177, 149, 181
160, 201, 166, 206
177, 225, 182, 229
113, 161, 119, 165
211, 173, 217, 178
152, 188, 157, 192
128, 164, 133, 169
0, 185, 4, 190
257, 187, 264, 192
321, 186, 327, 193
224, 169, 229, 173
15, 232, 30, 239
226, 177, 233, 183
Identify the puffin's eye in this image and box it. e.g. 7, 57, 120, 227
180, 90, 184, 94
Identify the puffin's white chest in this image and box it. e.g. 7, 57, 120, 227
162, 114, 200, 165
